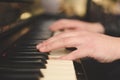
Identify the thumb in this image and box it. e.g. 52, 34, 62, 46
59, 49, 89, 60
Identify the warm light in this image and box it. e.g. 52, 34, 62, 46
20, 12, 32, 20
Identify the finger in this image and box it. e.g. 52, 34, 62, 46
58, 50, 80, 60
36, 31, 88, 50
36, 31, 79, 49
59, 47, 90, 60
46, 31, 79, 43
49, 19, 75, 31
37, 36, 81, 52
46, 31, 89, 45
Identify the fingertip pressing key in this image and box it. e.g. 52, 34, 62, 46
36, 44, 42, 49
36, 44, 48, 52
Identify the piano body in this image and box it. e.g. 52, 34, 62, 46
0, 0, 88, 80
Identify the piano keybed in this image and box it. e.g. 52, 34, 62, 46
0, 17, 87, 80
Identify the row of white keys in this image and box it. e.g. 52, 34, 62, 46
40, 48, 77, 80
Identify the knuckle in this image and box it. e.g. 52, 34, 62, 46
45, 44, 52, 51
59, 19, 68, 23
62, 37, 75, 47
60, 19, 67, 21
61, 37, 69, 47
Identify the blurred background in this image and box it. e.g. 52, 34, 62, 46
0, 0, 120, 33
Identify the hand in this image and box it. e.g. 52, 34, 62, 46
49, 19, 105, 33
37, 31, 120, 63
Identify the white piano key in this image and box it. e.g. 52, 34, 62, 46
49, 48, 70, 59
40, 60, 77, 80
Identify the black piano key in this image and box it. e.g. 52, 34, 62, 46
8, 56, 47, 63
0, 76, 39, 80
17, 30, 52, 41
16, 43, 37, 47
0, 60, 46, 69
0, 68, 44, 77
25, 32, 52, 40
14, 40, 43, 47
17, 40, 43, 45
14, 45, 37, 50
18, 45, 36, 49
16, 48, 39, 52
0, 74, 40, 80
9, 52, 49, 59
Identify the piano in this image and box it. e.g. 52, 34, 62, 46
0, 0, 88, 80
1, 0, 120, 80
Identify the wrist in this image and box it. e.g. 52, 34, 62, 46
114, 38, 120, 60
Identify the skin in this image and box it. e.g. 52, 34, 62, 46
49, 19, 105, 33
36, 19, 120, 63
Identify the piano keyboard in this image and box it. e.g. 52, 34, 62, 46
40, 30, 77, 80
0, 18, 86, 80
